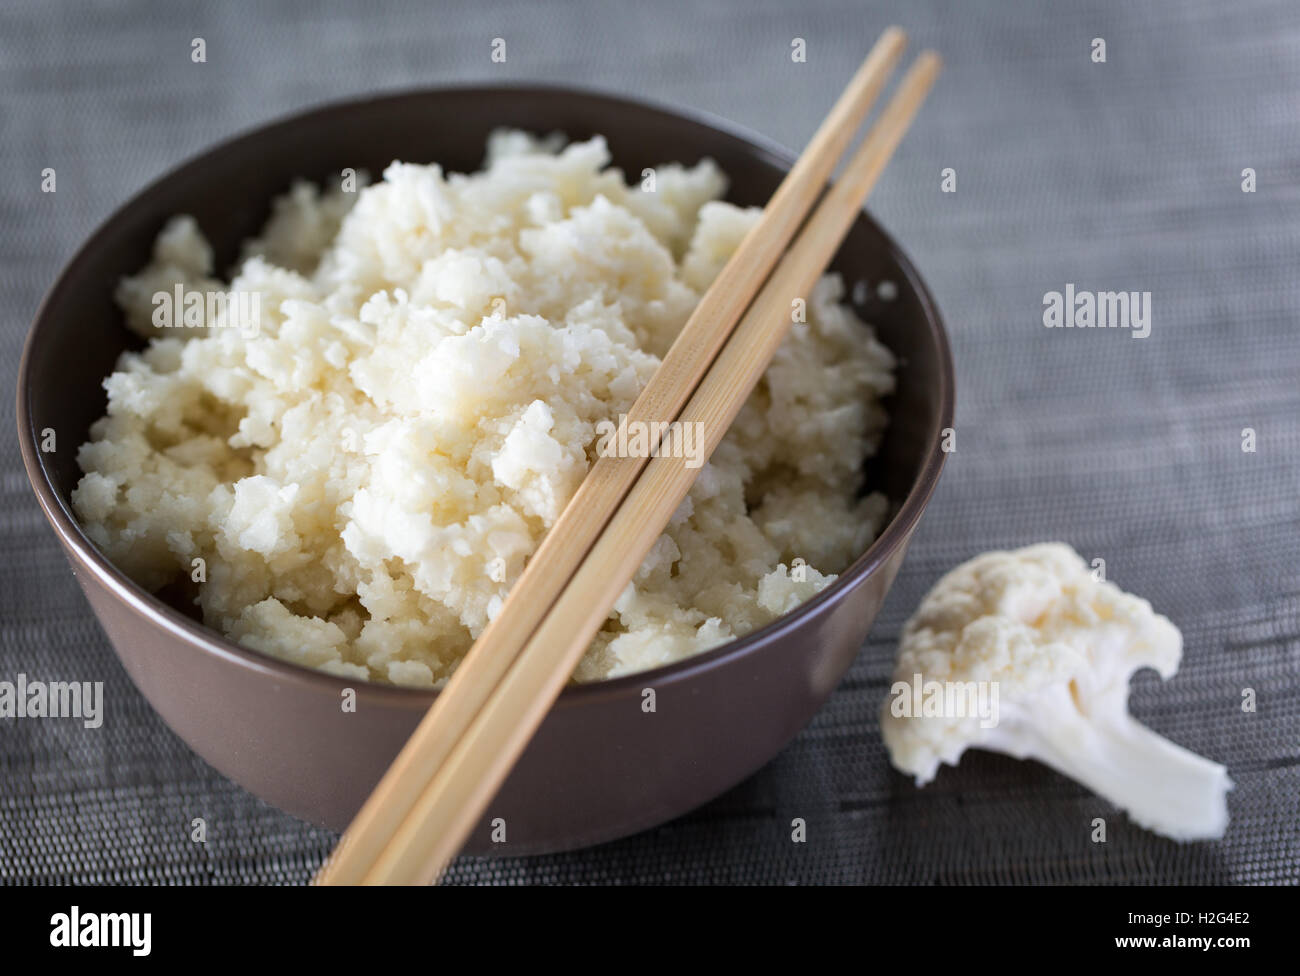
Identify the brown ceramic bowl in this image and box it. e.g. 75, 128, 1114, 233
17, 86, 953, 856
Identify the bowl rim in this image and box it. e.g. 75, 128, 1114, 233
15, 81, 954, 708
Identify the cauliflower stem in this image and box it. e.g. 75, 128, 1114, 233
988, 683, 1232, 841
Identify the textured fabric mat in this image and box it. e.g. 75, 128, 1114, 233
1, 0, 1297, 885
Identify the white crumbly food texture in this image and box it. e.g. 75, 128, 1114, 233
880, 542, 1231, 841
73, 131, 896, 687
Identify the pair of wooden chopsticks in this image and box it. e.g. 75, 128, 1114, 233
317, 27, 939, 885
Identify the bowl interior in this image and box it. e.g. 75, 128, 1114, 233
20, 85, 950, 689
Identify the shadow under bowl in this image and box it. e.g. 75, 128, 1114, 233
17, 85, 953, 856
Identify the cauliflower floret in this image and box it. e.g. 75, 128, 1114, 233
881, 542, 1231, 841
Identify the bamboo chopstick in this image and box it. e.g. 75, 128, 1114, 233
359, 51, 942, 885
315, 27, 907, 886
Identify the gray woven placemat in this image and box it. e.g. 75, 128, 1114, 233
2, 0, 1297, 884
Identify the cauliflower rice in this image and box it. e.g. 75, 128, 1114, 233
72, 131, 896, 687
